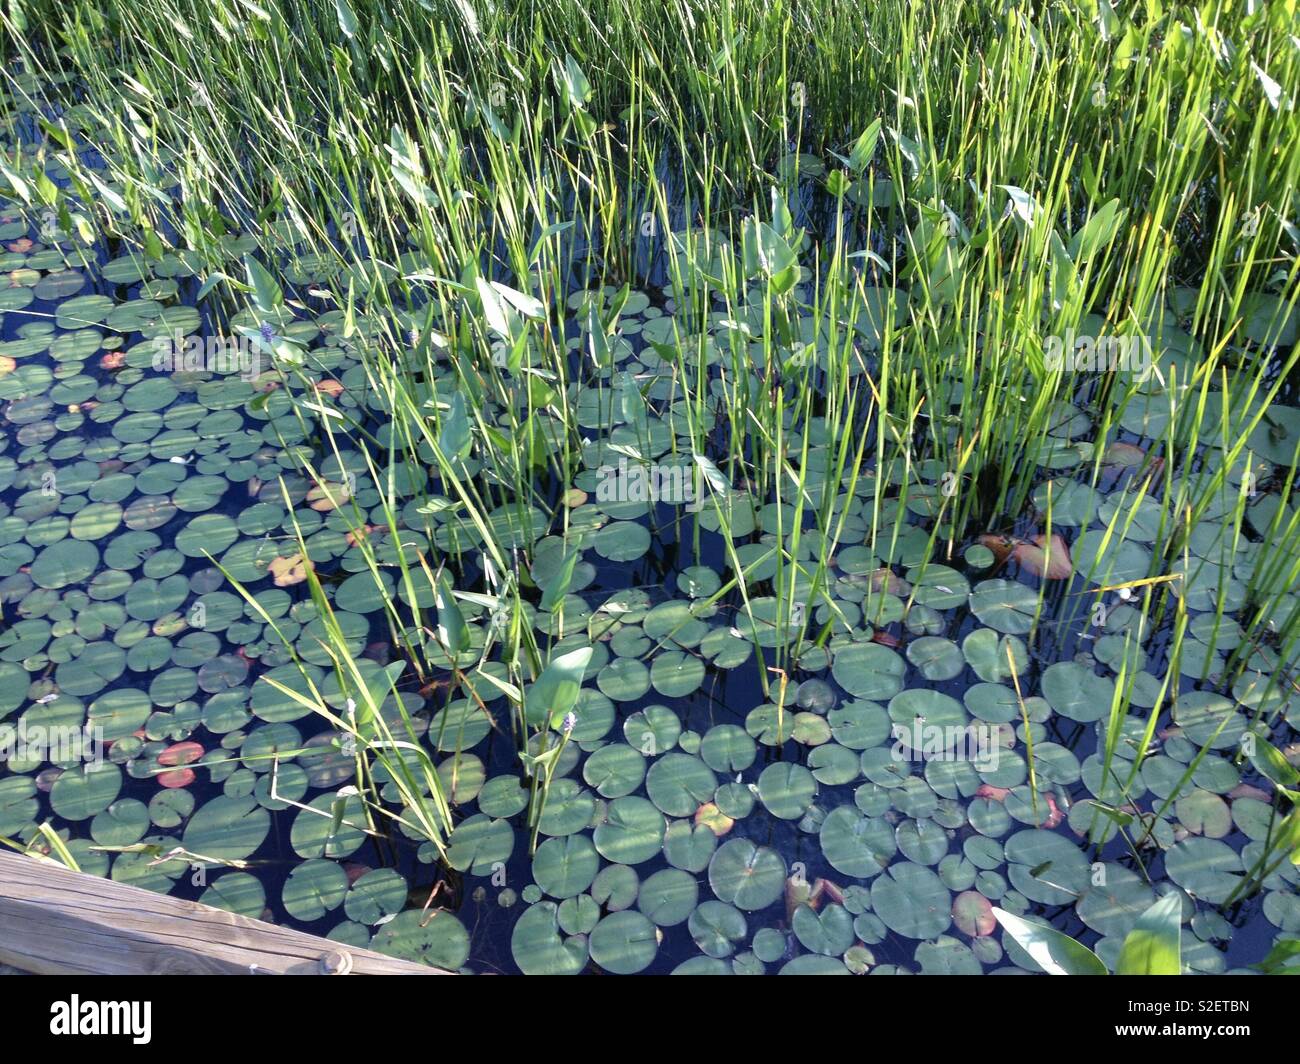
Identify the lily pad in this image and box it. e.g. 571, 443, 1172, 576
708, 839, 786, 911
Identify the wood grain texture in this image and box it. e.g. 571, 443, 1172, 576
0, 851, 449, 975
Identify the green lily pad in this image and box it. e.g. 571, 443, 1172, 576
708, 839, 786, 911
589, 910, 658, 973
645, 753, 716, 816
907, 636, 965, 681
793, 902, 855, 956
832, 642, 905, 699
756, 762, 817, 820
1076, 864, 1155, 939
290, 792, 367, 858
688, 900, 748, 958
201, 872, 267, 917
182, 795, 269, 861
968, 579, 1040, 635
1164, 837, 1244, 904
446, 814, 515, 875
371, 909, 469, 970
511, 901, 589, 974
30, 539, 100, 588
533, 834, 600, 898
282, 859, 349, 921
594, 796, 666, 865
1041, 661, 1114, 723
582, 743, 646, 798
870, 862, 952, 939
344, 868, 409, 924
637, 868, 699, 927
50, 762, 122, 820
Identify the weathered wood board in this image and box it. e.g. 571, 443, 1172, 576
0, 850, 449, 975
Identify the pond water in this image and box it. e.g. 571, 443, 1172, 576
1, 110, 1298, 976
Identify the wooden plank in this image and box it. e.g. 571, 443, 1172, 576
0, 851, 450, 975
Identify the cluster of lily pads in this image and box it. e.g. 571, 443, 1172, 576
4, 0, 1300, 974
2, 152, 1298, 974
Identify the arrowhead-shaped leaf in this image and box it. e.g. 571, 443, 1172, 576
433, 570, 470, 657
524, 646, 593, 728
993, 907, 1107, 975
244, 255, 283, 313
1116, 893, 1182, 975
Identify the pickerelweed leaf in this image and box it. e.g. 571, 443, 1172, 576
433, 569, 470, 657
1115, 893, 1182, 975
993, 907, 1107, 975
244, 255, 282, 313
525, 645, 593, 728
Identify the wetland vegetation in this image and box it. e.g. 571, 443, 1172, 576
0, 0, 1298, 975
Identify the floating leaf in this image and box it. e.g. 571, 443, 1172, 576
708, 839, 786, 911
1011, 534, 1072, 579
371, 909, 469, 970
